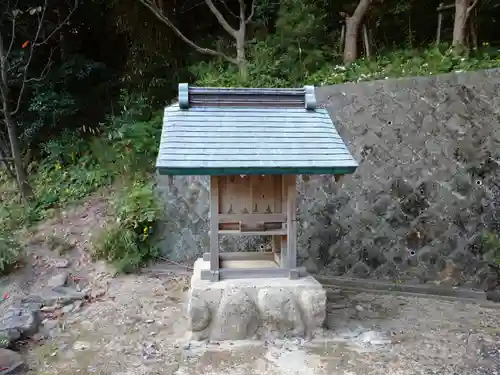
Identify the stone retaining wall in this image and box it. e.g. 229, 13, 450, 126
157, 69, 500, 289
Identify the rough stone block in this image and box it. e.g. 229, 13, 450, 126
187, 258, 326, 341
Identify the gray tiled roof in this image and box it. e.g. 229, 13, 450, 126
156, 85, 358, 176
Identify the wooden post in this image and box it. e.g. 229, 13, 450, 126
280, 175, 288, 268
286, 175, 297, 270
209, 176, 220, 281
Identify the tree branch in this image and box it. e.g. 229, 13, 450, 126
245, 0, 255, 23
7, 0, 77, 116
220, 0, 238, 20
25, 47, 54, 83
35, 0, 79, 47
5, 13, 17, 61
0, 30, 9, 101
238, 0, 245, 24
351, 0, 373, 22
204, 0, 237, 37
10, 0, 48, 116
138, 0, 237, 63
466, 0, 480, 15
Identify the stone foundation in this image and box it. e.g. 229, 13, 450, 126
187, 258, 326, 341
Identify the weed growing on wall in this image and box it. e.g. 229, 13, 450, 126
480, 231, 500, 265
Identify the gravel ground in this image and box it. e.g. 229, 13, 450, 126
2, 192, 499, 375
17, 270, 500, 375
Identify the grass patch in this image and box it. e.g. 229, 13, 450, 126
91, 178, 163, 273
0, 230, 22, 275
44, 235, 75, 255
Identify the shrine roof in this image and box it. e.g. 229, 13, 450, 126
156, 84, 358, 176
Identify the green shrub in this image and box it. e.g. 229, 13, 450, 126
107, 110, 163, 175
192, 44, 500, 88
92, 178, 163, 273
6, 92, 162, 224
0, 231, 21, 275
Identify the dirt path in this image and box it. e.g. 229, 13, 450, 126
1, 191, 500, 375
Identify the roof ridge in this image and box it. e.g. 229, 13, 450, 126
178, 83, 317, 110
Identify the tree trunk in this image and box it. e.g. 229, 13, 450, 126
344, 18, 360, 64
3, 109, 32, 200
140, 0, 253, 80
452, 0, 469, 47
342, 0, 373, 65
235, 28, 247, 81
452, 0, 479, 52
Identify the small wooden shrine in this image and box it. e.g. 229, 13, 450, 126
156, 84, 358, 281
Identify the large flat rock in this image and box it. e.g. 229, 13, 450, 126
187, 258, 326, 341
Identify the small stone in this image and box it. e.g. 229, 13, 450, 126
326, 289, 343, 301
145, 319, 155, 324
73, 341, 90, 351
355, 305, 364, 312
90, 288, 106, 299
357, 330, 391, 346
327, 303, 348, 310
24, 287, 86, 306
41, 304, 61, 313
47, 272, 69, 288
42, 319, 58, 331
31, 333, 45, 342
486, 290, 500, 303
72, 301, 83, 311
0, 307, 40, 347
0, 348, 26, 374
53, 259, 69, 268
62, 304, 74, 314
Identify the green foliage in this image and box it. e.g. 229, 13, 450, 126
308, 47, 500, 85
92, 179, 162, 273
0, 90, 162, 228
0, 90, 164, 275
193, 44, 500, 88
32, 90, 161, 212
105, 90, 163, 175
0, 231, 21, 275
